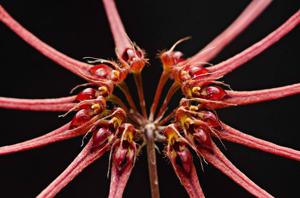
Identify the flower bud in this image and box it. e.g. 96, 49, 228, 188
70, 109, 93, 129
122, 48, 145, 73
75, 88, 97, 102
89, 64, 112, 79
113, 143, 135, 172
199, 110, 221, 128
193, 127, 213, 149
186, 65, 209, 79
161, 51, 185, 70
176, 148, 193, 174
92, 127, 112, 147
200, 85, 226, 100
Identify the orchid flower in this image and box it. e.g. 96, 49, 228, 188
0, 1, 299, 197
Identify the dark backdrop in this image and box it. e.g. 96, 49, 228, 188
0, 0, 299, 197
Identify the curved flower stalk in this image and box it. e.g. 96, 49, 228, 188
102, 0, 148, 118
0, 1, 299, 198
150, 0, 272, 120
37, 139, 110, 198
222, 83, 300, 107
0, 96, 76, 111
0, 5, 91, 77
196, 143, 272, 198
205, 9, 300, 79
163, 125, 205, 198
186, 0, 272, 64
216, 124, 300, 161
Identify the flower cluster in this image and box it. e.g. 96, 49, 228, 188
0, 0, 300, 197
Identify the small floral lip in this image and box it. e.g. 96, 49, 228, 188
0, 1, 300, 198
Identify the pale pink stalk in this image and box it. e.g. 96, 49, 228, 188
0, 116, 100, 155
168, 149, 205, 198
102, 0, 131, 53
0, 96, 76, 111
217, 124, 300, 161
160, 0, 272, 117
0, 123, 70, 155
145, 126, 160, 198
206, 9, 300, 78
102, 0, 148, 118
198, 143, 273, 198
108, 150, 135, 198
38, 141, 110, 198
188, 0, 272, 64
0, 5, 91, 76
0, 1, 299, 197
224, 83, 300, 106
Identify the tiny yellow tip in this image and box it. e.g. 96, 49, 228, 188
91, 103, 100, 110
189, 105, 198, 111
127, 131, 134, 142
183, 117, 194, 129
192, 86, 201, 94
185, 117, 193, 124
112, 70, 120, 77
165, 130, 179, 145
108, 135, 114, 143
98, 86, 108, 93
111, 117, 122, 128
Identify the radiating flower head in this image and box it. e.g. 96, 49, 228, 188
0, 0, 299, 197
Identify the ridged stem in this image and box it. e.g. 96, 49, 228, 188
224, 83, 300, 106
188, 0, 272, 63
0, 123, 70, 155
145, 124, 160, 198
0, 5, 91, 76
208, 9, 300, 78
0, 96, 76, 111
0, 115, 101, 156
217, 123, 300, 161
198, 143, 273, 198
38, 141, 110, 198
102, 0, 132, 54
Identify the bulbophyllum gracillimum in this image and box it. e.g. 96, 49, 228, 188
0, 0, 300, 197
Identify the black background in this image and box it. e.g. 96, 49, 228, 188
0, 0, 300, 197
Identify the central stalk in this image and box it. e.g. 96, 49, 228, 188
145, 123, 160, 198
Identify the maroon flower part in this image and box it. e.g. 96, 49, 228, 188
0, 1, 300, 197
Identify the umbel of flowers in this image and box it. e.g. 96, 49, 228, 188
0, 0, 300, 197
